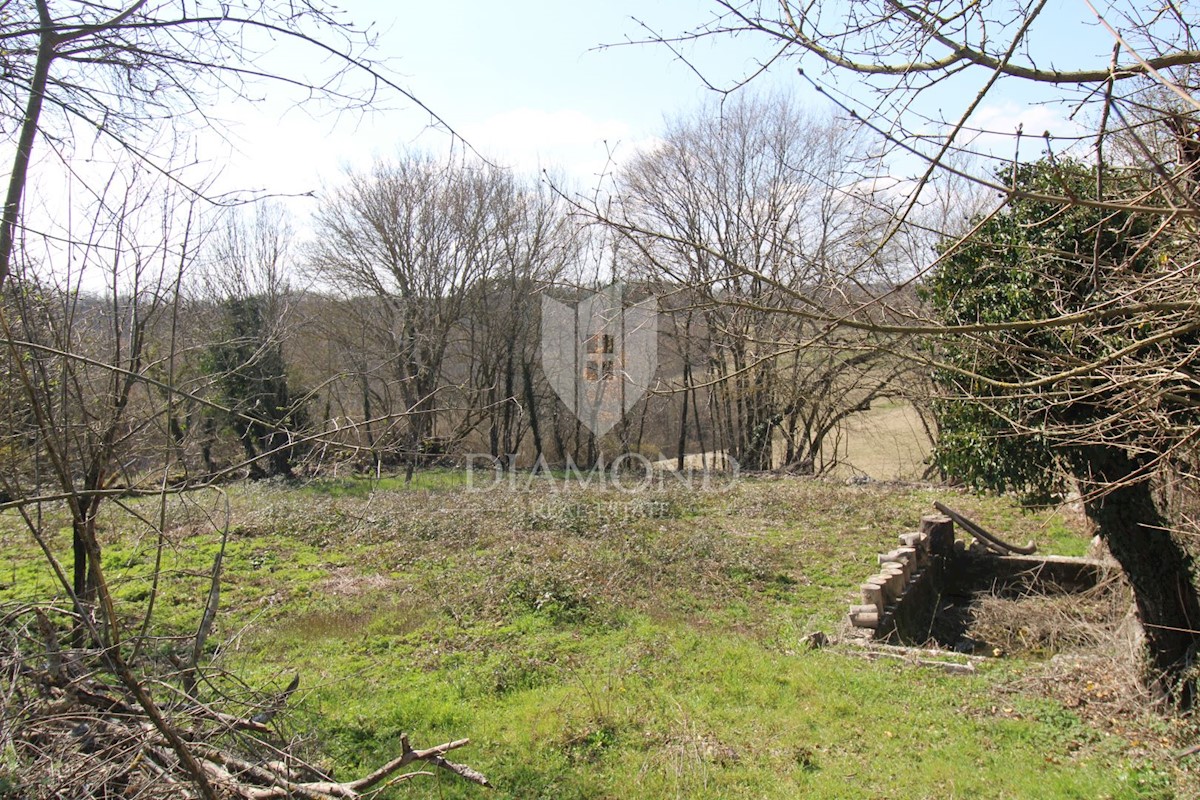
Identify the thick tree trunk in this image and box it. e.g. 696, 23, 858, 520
1076, 449, 1200, 693
234, 421, 267, 480
266, 430, 296, 479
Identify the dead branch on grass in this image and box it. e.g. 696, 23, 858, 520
1, 603, 489, 799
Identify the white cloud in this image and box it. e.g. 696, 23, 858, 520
209, 105, 663, 200
968, 102, 1087, 159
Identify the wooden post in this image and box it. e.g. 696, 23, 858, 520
861, 580, 885, 614
900, 532, 929, 564
920, 513, 954, 557
881, 549, 916, 582
849, 604, 880, 629
880, 565, 906, 602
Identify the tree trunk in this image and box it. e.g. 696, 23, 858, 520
234, 421, 267, 480
200, 416, 218, 476
360, 371, 377, 468
72, 516, 90, 600
1076, 448, 1200, 695
266, 430, 296, 479
522, 361, 543, 463
692, 383, 708, 469
71, 493, 108, 646
676, 365, 690, 472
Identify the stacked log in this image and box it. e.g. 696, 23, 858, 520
849, 514, 954, 632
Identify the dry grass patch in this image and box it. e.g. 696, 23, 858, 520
970, 574, 1134, 658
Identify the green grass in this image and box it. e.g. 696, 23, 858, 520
0, 475, 1190, 798
298, 467, 474, 496
262, 616, 1172, 800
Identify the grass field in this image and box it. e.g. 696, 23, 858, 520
833, 400, 935, 481
675, 399, 936, 480
2, 473, 1196, 798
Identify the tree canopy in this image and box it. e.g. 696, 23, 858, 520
924, 159, 1179, 499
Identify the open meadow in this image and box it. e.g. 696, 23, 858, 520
2, 473, 1196, 799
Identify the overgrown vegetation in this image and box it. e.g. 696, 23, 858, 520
3, 475, 1195, 798
923, 159, 1200, 684
4, 1, 1200, 796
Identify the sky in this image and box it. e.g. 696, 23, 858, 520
6, 0, 1147, 287
210, 0, 1134, 210
218, 0, 801, 200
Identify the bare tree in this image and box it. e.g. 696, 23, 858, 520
0, 0, 457, 288
0, 167, 232, 793
453, 180, 578, 461
1, 169, 196, 608
308, 153, 568, 475
0, 2, 489, 793
612, 93, 913, 471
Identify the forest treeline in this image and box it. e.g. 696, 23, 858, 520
0, 97, 933, 498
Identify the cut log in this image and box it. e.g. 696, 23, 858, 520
920, 513, 954, 556
861, 582, 885, 614
881, 548, 916, 582
880, 567, 906, 601
849, 605, 880, 629
899, 532, 930, 564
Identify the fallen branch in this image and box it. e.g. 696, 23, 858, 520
2, 604, 490, 799
193, 734, 490, 799
837, 641, 982, 675
935, 502, 1037, 555
840, 640, 988, 663
846, 649, 979, 675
